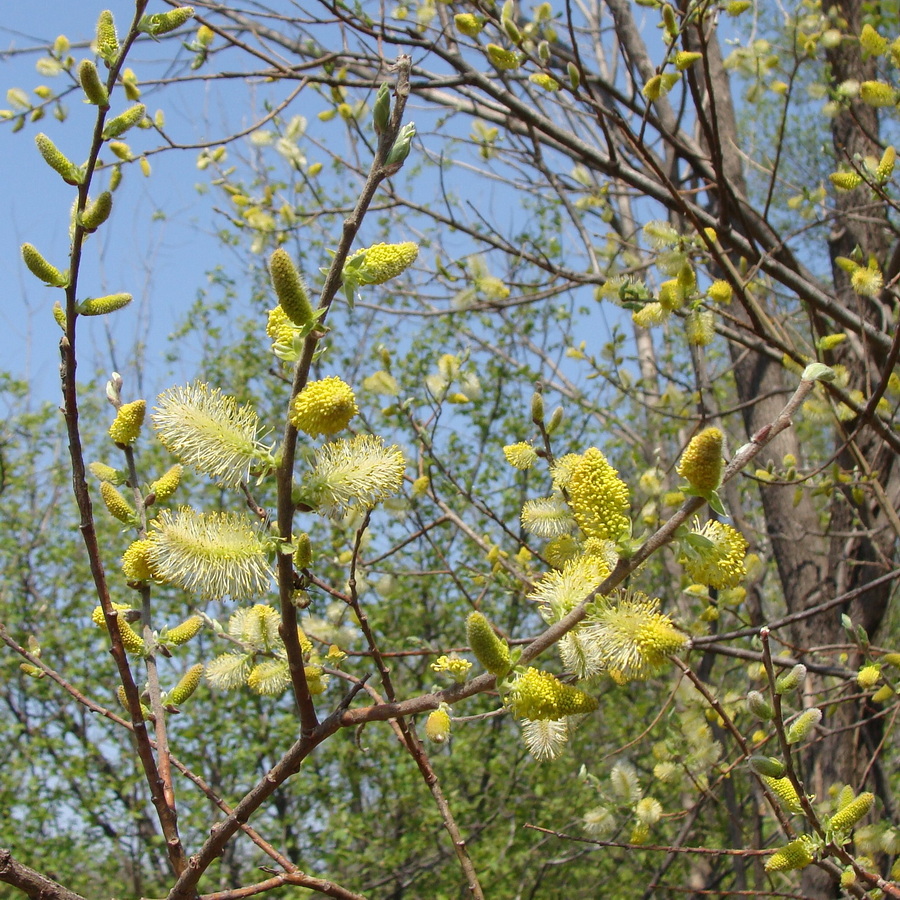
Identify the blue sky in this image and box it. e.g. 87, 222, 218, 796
1, 3, 238, 406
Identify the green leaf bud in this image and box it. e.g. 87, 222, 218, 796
749, 755, 786, 778
567, 62, 580, 90
775, 663, 806, 694
765, 839, 813, 872
78, 292, 132, 316
96, 10, 119, 64
373, 82, 391, 134
102, 104, 146, 140
466, 611, 511, 677
88, 462, 123, 484
786, 707, 822, 744
531, 388, 545, 424
293, 532, 312, 569
21, 243, 68, 287
77, 59, 109, 108
385, 121, 416, 169
165, 616, 204, 646
100, 481, 135, 522
502, 17, 522, 44
547, 405, 564, 434
168, 663, 204, 706
801, 362, 836, 383
747, 689, 774, 720
830, 791, 874, 832
80, 191, 113, 231
140, 7, 195, 37
34, 133, 82, 184
268, 248, 314, 327
661, 3, 677, 36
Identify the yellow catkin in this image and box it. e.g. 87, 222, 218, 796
830, 792, 874, 832
109, 399, 146, 445
289, 377, 358, 437
466, 611, 511, 676
677, 427, 723, 492
169, 663, 204, 705
425, 708, 452, 743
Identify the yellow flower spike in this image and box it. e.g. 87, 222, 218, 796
21, 242, 69, 287
304, 664, 328, 695
149, 464, 182, 503
268, 247, 314, 328
122, 539, 155, 581
146, 507, 273, 600
80, 191, 113, 231
677, 427, 724, 492
164, 615, 204, 646
96, 10, 119, 62
674, 51, 702, 70
857, 664, 881, 689
141, 7, 195, 36
829, 171, 864, 191
859, 23, 888, 58
52, 302, 67, 331
831, 792, 874, 832
35, 132, 82, 185
632, 302, 669, 327
529, 73, 560, 91
152, 382, 271, 487
78, 293, 132, 316
289, 376, 358, 437
765, 839, 813, 872
117, 685, 151, 719
425, 706, 452, 743
101, 103, 146, 141
466, 611, 511, 677
109, 399, 146, 445
431, 654, 473, 683
486, 43, 521, 70
686, 309, 714, 346
657, 279, 683, 310
346, 241, 419, 286
168, 663, 204, 706
100, 481, 135, 523
247, 659, 291, 695
92, 603, 144, 654
706, 280, 733, 303
762, 775, 804, 815
454, 13, 483, 36
566, 448, 630, 542
850, 262, 883, 297
77, 59, 108, 108
680, 520, 747, 590
877, 146, 896, 182
859, 81, 897, 107
507, 667, 598, 719
503, 442, 538, 469
304, 434, 405, 516
583, 591, 687, 681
